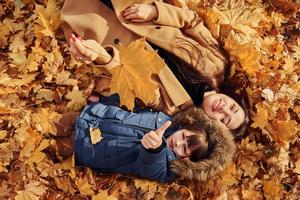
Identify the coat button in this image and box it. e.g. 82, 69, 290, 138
106, 155, 111, 159
114, 38, 120, 44
155, 26, 161, 30
158, 118, 161, 122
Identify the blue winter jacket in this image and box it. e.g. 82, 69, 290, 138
75, 103, 178, 182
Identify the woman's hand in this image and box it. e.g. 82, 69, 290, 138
123, 4, 158, 23
141, 121, 172, 150
69, 33, 111, 64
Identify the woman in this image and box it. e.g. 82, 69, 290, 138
60, 0, 248, 134
51, 103, 236, 182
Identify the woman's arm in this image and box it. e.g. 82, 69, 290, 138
123, 1, 201, 29
69, 34, 120, 69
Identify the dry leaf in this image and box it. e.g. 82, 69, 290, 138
251, 102, 269, 129
15, 181, 47, 200
109, 38, 165, 110
89, 127, 103, 145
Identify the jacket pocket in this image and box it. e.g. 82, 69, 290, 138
105, 140, 138, 169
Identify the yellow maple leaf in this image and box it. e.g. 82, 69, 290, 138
108, 38, 165, 110
66, 88, 87, 111
75, 176, 95, 196
0, 130, 7, 140
15, 181, 47, 200
34, 0, 60, 38
89, 128, 103, 145
251, 102, 269, 129
266, 119, 298, 144
92, 190, 118, 200
32, 108, 60, 135
225, 34, 261, 75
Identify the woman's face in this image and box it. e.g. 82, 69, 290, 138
166, 129, 195, 159
202, 92, 245, 130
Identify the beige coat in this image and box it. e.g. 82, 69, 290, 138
60, 0, 227, 115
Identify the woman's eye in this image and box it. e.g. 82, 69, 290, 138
230, 104, 234, 110
231, 104, 239, 113
182, 133, 185, 139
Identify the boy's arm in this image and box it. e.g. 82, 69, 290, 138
134, 146, 176, 182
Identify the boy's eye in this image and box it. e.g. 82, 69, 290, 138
182, 132, 185, 139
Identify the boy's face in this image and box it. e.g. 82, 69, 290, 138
166, 129, 196, 159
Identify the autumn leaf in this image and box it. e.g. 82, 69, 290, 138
89, 127, 103, 145
66, 88, 87, 111
263, 179, 283, 200
93, 190, 118, 200
32, 108, 60, 135
108, 38, 165, 110
251, 102, 269, 129
15, 181, 47, 200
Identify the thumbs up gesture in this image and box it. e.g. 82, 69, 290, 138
141, 121, 172, 150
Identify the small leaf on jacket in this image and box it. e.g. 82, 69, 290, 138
89, 127, 103, 145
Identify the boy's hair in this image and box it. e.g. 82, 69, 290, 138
186, 129, 209, 162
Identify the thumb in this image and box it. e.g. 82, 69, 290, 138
156, 120, 172, 137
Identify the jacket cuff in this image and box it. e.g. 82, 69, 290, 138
92, 45, 120, 69
139, 145, 166, 164
152, 1, 197, 28
146, 140, 166, 154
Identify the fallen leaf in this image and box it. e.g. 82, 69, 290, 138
251, 102, 269, 129
108, 38, 165, 110
89, 128, 103, 145
15, 181, 47, 200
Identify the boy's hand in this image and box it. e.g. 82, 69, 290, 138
141, 121, 172, 150
69, 33, 111, 64
123, 4, 158, 23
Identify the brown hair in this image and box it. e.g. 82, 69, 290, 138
186, 130, 209, 162
172, 116, 211, 162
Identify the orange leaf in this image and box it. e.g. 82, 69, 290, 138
251, 102, 269, 129
109, 38, 165, 110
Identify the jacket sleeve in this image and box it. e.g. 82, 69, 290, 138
152, 1, 219, 46
92, 45, 121, 69
134, 146, 176, 182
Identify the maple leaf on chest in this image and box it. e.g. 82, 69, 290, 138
108, 39, 165, 110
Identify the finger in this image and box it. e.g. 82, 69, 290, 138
72, 36, 88, 56
123, 7, 138, 17
147, 131, 161, 143
131, 19, 146, 23
156, 121, 172, 137
141, 138, 151, 149
124, 13, 140, 20
70, 43, 85, 60
144, 133, 160, 146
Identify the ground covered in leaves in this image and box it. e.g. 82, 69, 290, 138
0, 0, 299, 199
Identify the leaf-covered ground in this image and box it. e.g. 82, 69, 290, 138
0, 0, 299, 199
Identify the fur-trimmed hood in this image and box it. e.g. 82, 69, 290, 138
170, 107, 236, 182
